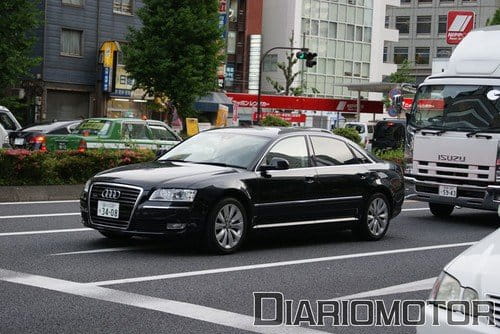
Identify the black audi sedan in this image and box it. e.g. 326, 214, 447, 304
81, 127, 404, 254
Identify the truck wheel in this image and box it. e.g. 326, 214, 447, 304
429, 203, 454, 218
99, 231, 132, 240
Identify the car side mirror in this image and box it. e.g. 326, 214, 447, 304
259, 157, 290, 173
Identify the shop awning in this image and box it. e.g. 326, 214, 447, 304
194, 92, 233, 113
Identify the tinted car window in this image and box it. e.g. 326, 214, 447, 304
346, 124, 365, 134
0, 114, 16, 130
122, 123, 150, 140
265, 136, 311, 169
368, 125, 374, 134
311, 136, 357, 166
374, 122, 405, 140
150, 125, 178, 141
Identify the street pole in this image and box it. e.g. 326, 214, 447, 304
256, 46, 308, 123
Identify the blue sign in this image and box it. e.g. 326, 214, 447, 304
219, 14, 227, 39
103, 67, 113, 92
387, 106, 398, 117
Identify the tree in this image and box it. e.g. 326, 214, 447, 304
387, 59, 414, 84
123, 0, 222, 124
487, 8, 500, 26
266, 32, 317, 96
0, 0, 42, 110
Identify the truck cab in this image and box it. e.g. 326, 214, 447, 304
405, 26, 500, 217
0, 106, 22, 148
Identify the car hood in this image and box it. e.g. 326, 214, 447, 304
92, 161, 241, 189
444, 228, 500, 296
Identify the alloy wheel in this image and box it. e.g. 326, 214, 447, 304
367, 198, 389, 236
214, 204, 244, 250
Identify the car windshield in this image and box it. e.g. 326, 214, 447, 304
409, 85, 500, 132
345, 124, 365, 134
72, 119, 112, 136
159, 131, 271, 169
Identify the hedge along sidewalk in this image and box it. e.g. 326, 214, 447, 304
0, 149, 156, 187
0, 184, 84, 202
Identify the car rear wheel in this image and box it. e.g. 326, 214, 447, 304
429, 203, 454, 218
99, 231, 132, 240
354, 193, 391, 241
205, 198, 247, 254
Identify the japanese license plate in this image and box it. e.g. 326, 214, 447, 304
97, 201, 120, 219
14, 138, 24, 146
439, 185, 457, 198
58, 142, 67, 150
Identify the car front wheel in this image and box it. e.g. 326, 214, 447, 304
355, 193, 391, 241
205, 198, 247, 254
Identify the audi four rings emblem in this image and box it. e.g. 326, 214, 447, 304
101, 189, 121, 200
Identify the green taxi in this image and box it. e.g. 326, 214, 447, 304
45, 118, 181, 152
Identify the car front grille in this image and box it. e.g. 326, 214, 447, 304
89, 183, 142, 229
488, 294, 500, 328
414, 160, 494, 182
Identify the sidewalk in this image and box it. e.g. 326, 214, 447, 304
0, 185, 83, 202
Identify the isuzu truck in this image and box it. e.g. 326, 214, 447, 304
405, 26, 500, 217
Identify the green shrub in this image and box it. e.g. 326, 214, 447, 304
260, 115, 291, 127
333, 127, 361, 144
0, 149, 156, 186
374, 148, 405, 165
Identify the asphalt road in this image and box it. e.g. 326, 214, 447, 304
0, 200, 498, 333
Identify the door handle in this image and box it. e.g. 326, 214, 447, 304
305, 176, 315, 184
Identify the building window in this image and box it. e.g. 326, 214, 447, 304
394, 47, 408, 64
62, 0, 83, 7
113, 0, 133, 15
61, 29, 83, 57
415, 47, 430, 64
417, 16, 432, 34
383, 47, 388, 63
396, 16, 410, 34
385, 16, 389, 28
227, 31, 236, 54
436, 47, 452, 58
401, 0, 411, 3
438, 15, 447, 34
440, 0, 454, 3
418, 0, 432, 3
263, 54, 278, 72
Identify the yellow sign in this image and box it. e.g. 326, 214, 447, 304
100, 41, 119, 68
215, 104, 229, 128
186, 118, 200, 137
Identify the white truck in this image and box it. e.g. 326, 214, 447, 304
405, 26, 500, 217
0, 106, 22, 148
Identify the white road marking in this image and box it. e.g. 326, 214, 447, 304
0, 213, 80, 220
0, 268, 325, 334
90, 242, 475, 286
0, 228, 92, 237
0, 200, 79, 205
331, 277, 437, 301
51, 246, 148, 256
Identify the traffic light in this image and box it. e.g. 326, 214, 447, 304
306, 52, 318, 68
296, 51, 307, 60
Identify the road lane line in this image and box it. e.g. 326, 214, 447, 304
0, 200, 80, 205
0, 228, 92, 237
0, 268, 326, 334
0, 213, 80, 219
91, 242, 475, 286
330, 277, 437, 301
51, 246, 149, 256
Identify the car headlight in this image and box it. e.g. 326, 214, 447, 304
429, 271, 479, 316
83, 179, 92, 193
149, 189, 197, 202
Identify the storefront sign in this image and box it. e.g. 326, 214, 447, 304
252, 112, 307, 123
103, 67, 112, 92
215, 104, 229, 127
186, 118, 200, 137
447, 11, 475, 45
218, 0, 227, 13
227, 93, 384, 114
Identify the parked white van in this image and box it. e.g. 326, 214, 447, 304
344, 121, 375, 149
0, 106, 22, 148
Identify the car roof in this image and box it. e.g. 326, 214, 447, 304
205, 126, 334, 138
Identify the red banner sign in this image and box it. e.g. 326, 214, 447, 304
447, 11, 475, 45
251, 112, 307, 123
226, 93, 383, 114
